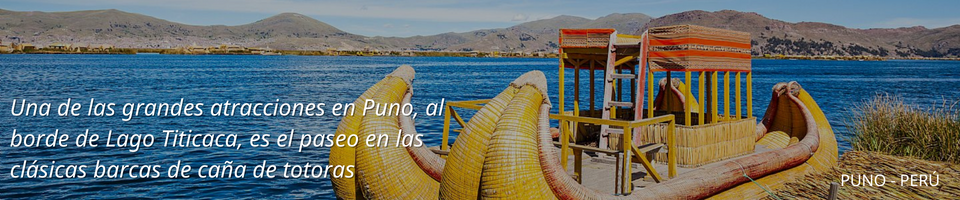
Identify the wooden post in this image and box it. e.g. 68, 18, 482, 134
685, 71, 692, 126
441, 105, 451, 151
747, 72, 753, 117
573, 101, 580, 136
724, 71, 730, 120
622, 126, 632, 194
647, 70, 654, 118
698, 71, 705, 125
574, 148, 583, 184
614, 153, 620, 194
561, 119, 569, 170
711, 72, 719, 123
668, 119, 676, 178
611, 74, 617, 119
560, 53, 565, 115
828, 182, 839, 200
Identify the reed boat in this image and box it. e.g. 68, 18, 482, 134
329, 25, 838, 199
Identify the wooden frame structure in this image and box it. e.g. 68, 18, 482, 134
439, 25, 753, 195
440, 99, 677, 195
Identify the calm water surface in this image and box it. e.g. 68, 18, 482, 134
0, 55, 957, 198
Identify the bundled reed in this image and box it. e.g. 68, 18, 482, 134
756, 131, 791, 149
328, 66, 394, 199
848, 94, 960, 163
767, 151, 959, 199
559, 29, 614, 48
624, 118, 756, 167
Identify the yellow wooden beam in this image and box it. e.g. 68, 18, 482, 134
449, 108, 468, 127
626, 114, 675, 128
685, 71, 692, 126
711, 72, 719, 123
724, 72, 730, 120
549, 114, 629, 127
747, 72, 753, 117
573, 100, 580, 116
628, 131, 663, 183
441, 105, 451, 151
446, 101, 485, 110
667, 120, 677, 178
561, 118, 569, 171
623, 127, 632, 193
698, 72, 705, 125
613, 55, 636, 66
611, 79, 617, 119
574, 148, 583, 184
647, 70, 654, 118
547, 113, 675, 129
560, 52, 565, 116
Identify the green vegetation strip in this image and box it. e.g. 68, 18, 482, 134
848, 94, 960, 163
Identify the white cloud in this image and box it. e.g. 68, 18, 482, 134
873, 17, 960, 28
383, 24, 394, 28
511, 14, 528, 21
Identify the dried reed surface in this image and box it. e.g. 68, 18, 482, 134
848, 94, 960, 163
765, 151, 959, 199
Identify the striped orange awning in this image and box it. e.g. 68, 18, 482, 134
647, 25, 752, 72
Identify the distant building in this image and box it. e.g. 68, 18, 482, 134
247, 47, 265, 54
48, 43, 71, 50
73, 43, 89, 51
185, 44, 208, 53
325, 48, 339, 55
92, 44, 114, 51
0, 40, 10, 53
220, 44, 244, 51
15, 43, 37, 51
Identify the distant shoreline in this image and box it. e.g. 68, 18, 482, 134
1, 48, 557, 58
4, 48, 960, 61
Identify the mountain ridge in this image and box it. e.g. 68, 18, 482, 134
2, 8, 958, 57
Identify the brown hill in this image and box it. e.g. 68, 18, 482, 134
383, 13, 653, 52
0, 9, 372, 50
1, 8, 958, 57
643, 10, 960, 57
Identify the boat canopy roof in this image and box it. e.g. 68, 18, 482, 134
648, 25, 752, 72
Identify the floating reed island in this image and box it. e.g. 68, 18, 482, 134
769, 94, 960, 199
848, 95, 960, 163
766, 151, 959, 199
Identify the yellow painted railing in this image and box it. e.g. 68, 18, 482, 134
441, 99, 677, 195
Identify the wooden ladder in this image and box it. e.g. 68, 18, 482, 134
599, 32, 640, 149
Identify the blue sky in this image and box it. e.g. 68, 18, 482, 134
2, 0, 959, 37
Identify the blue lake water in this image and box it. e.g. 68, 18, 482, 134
0, 55, 958, 198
